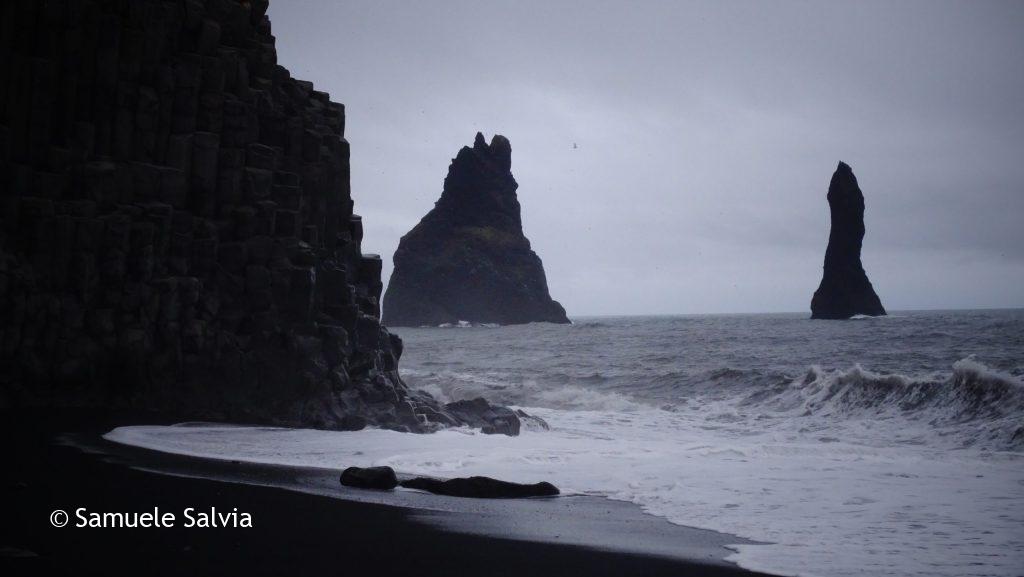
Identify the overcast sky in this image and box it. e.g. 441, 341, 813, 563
268, 0, 1024, 316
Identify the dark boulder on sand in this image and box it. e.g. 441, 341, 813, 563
339, 466, 560, 498
340, 466, 399, 490
811, 162, 887, 319
382, 133, 570, 327
400, 476, 560, 499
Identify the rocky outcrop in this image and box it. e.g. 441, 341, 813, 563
400, 476, 560, 499
0, 0, 467, 432
382, 133, 569, 327
515, 408, 551, 432
445, 397, 521, 436
811, 162, 886, 319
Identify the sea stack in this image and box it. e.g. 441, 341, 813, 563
811, 162, 887, 319
383, 133, 569, 327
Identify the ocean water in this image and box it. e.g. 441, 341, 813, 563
108, 310, 1024, 577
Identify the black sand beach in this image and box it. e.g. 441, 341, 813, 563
1, 410, 776, 577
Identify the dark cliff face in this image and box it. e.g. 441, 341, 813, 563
0, 0, 458, 432
811, 162, 886, 319
382, 133, 569, 327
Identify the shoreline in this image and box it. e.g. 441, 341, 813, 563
2, 410, 778, 576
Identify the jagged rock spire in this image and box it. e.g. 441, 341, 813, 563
383, 133, 569, 327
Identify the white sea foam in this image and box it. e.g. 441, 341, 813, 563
106, 398, 1024, 577
407, 357, 1024, 451
106, 311, 1024, 577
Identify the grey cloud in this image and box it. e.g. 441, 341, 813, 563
269, 0, 1024, 314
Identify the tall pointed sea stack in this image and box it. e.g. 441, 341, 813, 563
811, 162, 886, 319
383, 133, 569, 327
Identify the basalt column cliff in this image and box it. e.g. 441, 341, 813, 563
383, 133, 569, 327
811, 162, 886, 319
0, 0, 465, 432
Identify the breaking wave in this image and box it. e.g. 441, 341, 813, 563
407, 357, 1024, 450
746, 357, 1024, 451
385, 312, 1024, 577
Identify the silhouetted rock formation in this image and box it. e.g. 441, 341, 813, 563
400, 476, 560, 499
382, 133, 569, 327
811, 162, 886, 319
0, 0, 490, 433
